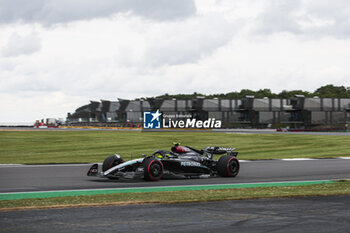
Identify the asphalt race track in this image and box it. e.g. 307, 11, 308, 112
1, 195, 349, 233
1, 158, 350, 233
0, 158, 349, 193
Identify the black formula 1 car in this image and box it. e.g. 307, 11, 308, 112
87, 144, 239, 181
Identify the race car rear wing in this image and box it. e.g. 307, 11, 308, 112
204, 146, 238, 156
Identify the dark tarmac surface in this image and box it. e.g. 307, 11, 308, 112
1, 195, 349, 233
1, 159, 349, 193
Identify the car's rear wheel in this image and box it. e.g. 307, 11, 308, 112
217, 155, 239, 177
143, 158, 164, 181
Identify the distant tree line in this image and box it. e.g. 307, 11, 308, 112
139, 84, 350, 100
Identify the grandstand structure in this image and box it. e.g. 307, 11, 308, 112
67, 96, 350, 128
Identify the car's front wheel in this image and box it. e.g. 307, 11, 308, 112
102, 155, 123, 172
143, 158, 164, 181
217, 155, 239, 177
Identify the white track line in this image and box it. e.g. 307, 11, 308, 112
280, 158, 317, 161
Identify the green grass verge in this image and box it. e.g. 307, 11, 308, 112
1, 181, 349, 210
0, 180, 335, 201
0, 131, 349, 164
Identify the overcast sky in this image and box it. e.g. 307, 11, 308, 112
1, 0, 350, 123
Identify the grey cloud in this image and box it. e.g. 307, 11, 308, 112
0, 0, 196, 25
255, 0, 302, 35
130, 0, 196, 21
255, 0, 350, 38
1, 32, 41, 57
303, 0, 350, 38
144, 15, 235, 66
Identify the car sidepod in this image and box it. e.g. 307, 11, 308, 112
161, 158, 212, 175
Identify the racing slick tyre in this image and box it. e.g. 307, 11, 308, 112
217, 155, 239, 177
102, 155, 123, 172
143, 158, 164, 181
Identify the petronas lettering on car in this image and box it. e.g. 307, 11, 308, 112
180, 161, 201, 167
